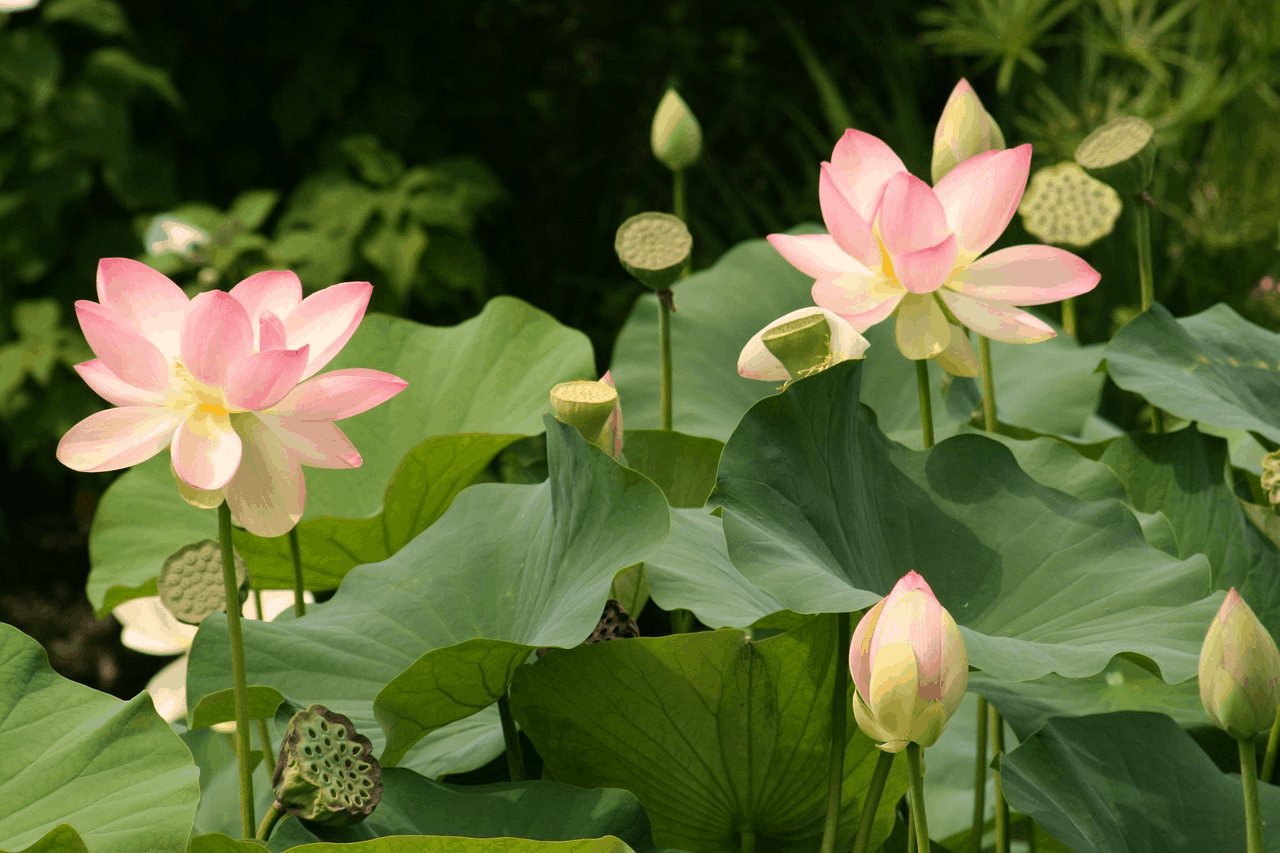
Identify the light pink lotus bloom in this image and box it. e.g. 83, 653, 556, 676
57, 259, 408, 536
768, 110, 1100, 370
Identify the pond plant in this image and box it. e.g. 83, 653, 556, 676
6, 66, 1280, 853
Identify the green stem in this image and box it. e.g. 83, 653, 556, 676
288, 526, 306, 617
1134, 199, 1164, 434
970, 696, 989, 853
851, 751, 896, 853
991, 706, 1009, 853
819, 612, 852, 853
739, 828, 756, 853
915, 360, 935, 449
1061, 297, 1076, 338
498, 693, 526, 782
979, 336, 997, 433
257, 718, 274, 776
673, 169, 687, 227
252, 588, 263, 622
907, 820, 916, 853
658, 291, 673, 431
219, 502, 255, 837
255, 801, 284, 841
1240, 736, 1265, 853
1263, 708, 1280, 782
906, 742, 930, 850
671, 608, 695, 634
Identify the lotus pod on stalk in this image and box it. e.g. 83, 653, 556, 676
272, 704, 382, 827
157, 539, 250, 625
1018, 162, 1123, 248
1261, 449, 1280, 508
1074, 116, 1156, 198
614, 212, 692, 292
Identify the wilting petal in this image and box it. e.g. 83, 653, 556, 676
74, 358, 166, 407
258, 310, 287, 352
933, 145, 1032, 257
95, 258, 189, 359
767, 233, 870, 280
270, 368, 408, 420
172, 415, 243, 491
877, 173, 951, 257
257, 413, 361, 468
225, 415, 306, 537
180, 291, 254, 388
948, 245, 1101, 305
284, 281, 372, 380
56, 406, 181, 472
829, 129, 908, 222
895, 293, 950, 360
934, 325, 979, 377
229, 270, 303, 347
940, 290, 1056, 343
224, 345, 310, 411
819, 164, 879, 268
76, 301, 171, 394
894, 233, 959, 294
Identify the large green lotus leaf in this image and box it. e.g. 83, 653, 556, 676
621, 430, 722, 508
263, 768, 673, 852
191, 836, 635, 853
1001, 712, 1280, 853
5, 826, 89, 853
712, 359, 1219, 683
643, 508, 786, 629
186, 420, 670, 768
86, 297, 592, 615
0, 624, 200, 853
1100, 426, 1280, 636
509, 616, 906, 853
1102, 302, 1280, 444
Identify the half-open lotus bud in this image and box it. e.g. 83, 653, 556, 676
651, 88, 702, 172
615, 212, 692, 292
551, 380, 619, 454
273, 704, 382, 827
157, 539, 250, 625
1018, 162, 1123, 248
1074, 116, 1156, 198
931, 78, 1005, 184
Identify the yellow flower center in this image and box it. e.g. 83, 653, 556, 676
878, 235, 898, 283
199, 402, 229, 417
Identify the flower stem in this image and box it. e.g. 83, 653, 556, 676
1134, 197, 1164, 434
258, 718, 274, 775
498, 693, 526, 782
1263, 708, 1280, 782
218, 502, 255, 837
852, 750, 896, 853
915, 360, 935, 449
1240, 736, 1265, 853
979, 336, 997, 433
819, 612, 852, 853
970, 696, 989, 853
739, 828, 756, 853
907, 820, 917, 853
288, 526, 306, 618
991, 706, 1010, 853
658, 291, 674, 431
1061, 297, 1077, 338
255, 801, 284, 841
906, 742, 931, 850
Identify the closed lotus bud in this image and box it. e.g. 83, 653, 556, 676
849, 571, 968, 753
551, 379, 622, 459
738, 307, 869, 385
931, 79, 1006, 185
1260, 450, 1280, 507
651, 88, 702, 172
1199, 589, 1280, 739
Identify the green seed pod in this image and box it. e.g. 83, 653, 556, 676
761, 312, 833, 381
1261, 449, 1280, 507
651, 88, 702, 172
272, 704, 382, 827
1018, 162, 1123, 248
1074, 116, 1156, 198
550, 380, 618, 453
615, 212, 692, 292
157, 539, 250, 625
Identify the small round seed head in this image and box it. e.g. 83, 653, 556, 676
1019, 162, 1123, 248
157, 539, 250, 625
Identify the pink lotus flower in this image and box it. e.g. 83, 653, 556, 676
57, 259, 408, 536
768, 84, 1100, 372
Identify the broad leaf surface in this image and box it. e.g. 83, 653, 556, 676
186, 420, 669, 768
190, 836, 635, 853
0, 624, 200, 853
712, 360, 1218, 682
5, 826, 89, 853
510, 616, 906, 853
621, 430, 722, 508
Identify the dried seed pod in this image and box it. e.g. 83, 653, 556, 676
157, 539, 250, 625
1018, 162, 1123, 248
1262, 450, 1280, 507
272, 704, 382, 827
538, 599, 640, 658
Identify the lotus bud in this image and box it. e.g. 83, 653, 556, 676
1074, 116, 1156, 198
1261, 450, 1280, 508
615, 212, 692, 292
651, 88, 702, 172
1199, 589, 1280, 739
157, 539, 250, 625
738, 307, 869, 386
272, 704, 382, 827
931, 79, 1006, 185
849, 571, 968, 753
551, 379, 620, 457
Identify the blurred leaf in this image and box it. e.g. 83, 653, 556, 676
362, 220, 427, 299
227, 189, 280, 232
423, 231, 484, 294
12, 300, 58, 341
342, 134, 404, 188
84, 48, 181, 107
0, 30, 61, 109
41, 0, 130, 36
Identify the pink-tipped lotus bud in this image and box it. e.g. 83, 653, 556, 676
651, 88, 702, 172
849, 571, 969, 753
1199, 589, 1280, 739
931, 79, 1006, 184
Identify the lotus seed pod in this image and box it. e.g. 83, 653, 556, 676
1018, 162, 1123, 248
550, 380, 619, 454
615, 212, 692, 292
537, 599, 640, 658
1074, 116, 1156, 198
761, 312, 834, 381
273, 704, 382, 827
651, 88, 702, 172
1262, 450, 1280, 507
157, 540, 250, 625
